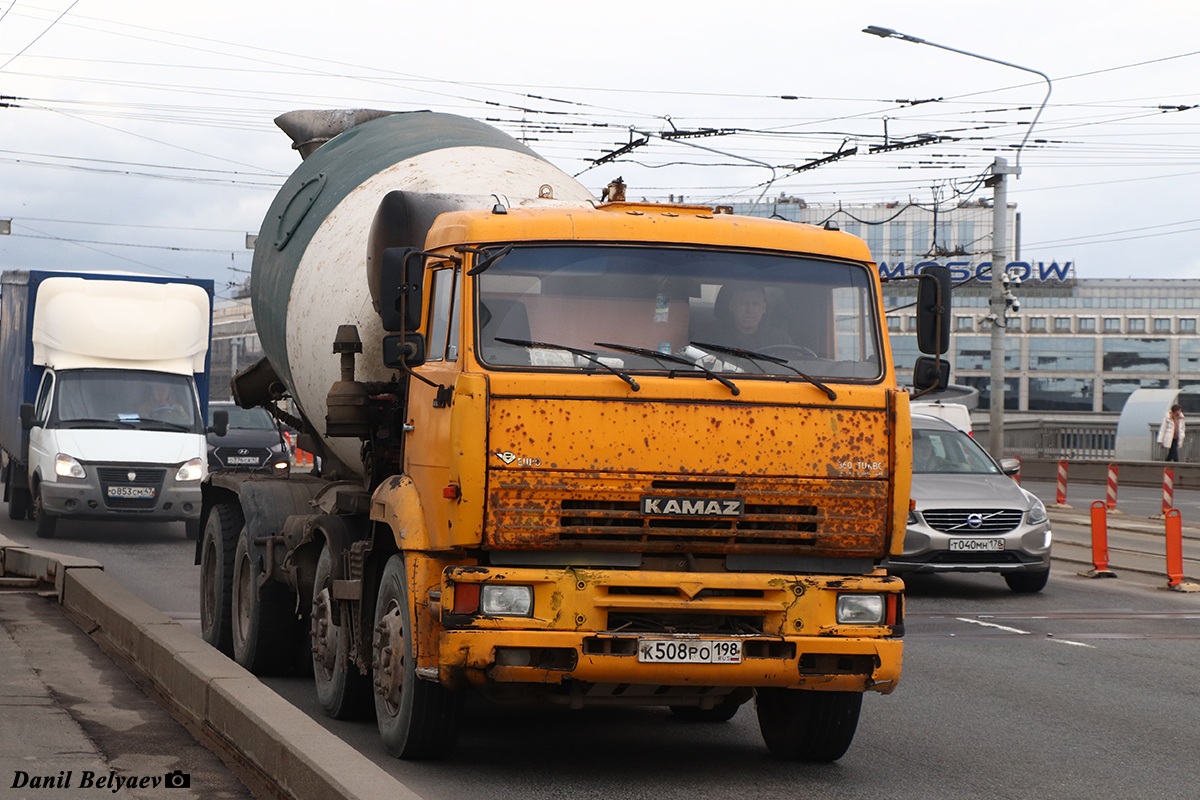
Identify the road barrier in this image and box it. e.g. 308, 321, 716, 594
284, 432, 314, 468
1105, 463, 1120, 512
1052, 459, 1071, 508
1163, 510, 1200, 592
1081, 500, 1118, 579
1151, 467, 1175, 520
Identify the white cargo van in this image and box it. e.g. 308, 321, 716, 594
910, 400, 973, 435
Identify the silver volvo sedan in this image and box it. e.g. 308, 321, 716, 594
887, 414, 1052, 593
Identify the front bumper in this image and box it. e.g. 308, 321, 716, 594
885, 520, 1052, 574
39, 467, 202, 521
432, 565, 903, 695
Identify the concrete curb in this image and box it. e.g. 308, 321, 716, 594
1, 542, 422, 800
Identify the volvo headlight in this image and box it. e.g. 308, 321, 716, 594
1027, 498, 1048, 525
54, 454, 86, 479
175, 458, 204, 482
480, 585, 533, 617
836, 594, 885, 625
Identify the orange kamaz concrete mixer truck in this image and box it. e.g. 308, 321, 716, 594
197, 108, 951, 761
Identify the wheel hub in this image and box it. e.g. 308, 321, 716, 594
373, 605, 405, 708
311, 588, 337, 673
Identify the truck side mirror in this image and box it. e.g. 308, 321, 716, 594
912, 356, 950, 393
19, 403, 37, 430
916, 266, 951, 355
382, 332, 426, 369
379, 247, 425, 332
209, 410, 229, 437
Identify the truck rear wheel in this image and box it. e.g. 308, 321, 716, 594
33, 486, 56, 539
312, 543, 373, 719
373, 554, 461, 759
755, 688, 862, 762
200, 503, 243, 655
231, 526, 300, 674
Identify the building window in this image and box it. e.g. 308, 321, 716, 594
887, 316, 902, 332
961, 376, 1020, 411
1028, 317, 1048, 332
1102, 338, 1169, 372
866, 225, 884, 259
890, 222, 906, 257
888, 334, 920, 371
1029, 377, 1094, 411
1078, 317, 1097, 332
955, 336, 1020, 371
1030, 338, 1095, 371
906, 316, 920, 332
955, 316, 974, 331
1103, 317, 1122, 332
1054, 317, 1072, 332
1128, 317, 1146, 333
1180, 318, 1197, 333
1154, 318, 1173, 333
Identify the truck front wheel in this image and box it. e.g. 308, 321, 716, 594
33, 486, 57, 539
231, 526, 300, 674
372, 554, 462, 759
312, 543, 373, 719
755, 688, 862, 762
200, 503, 243, 655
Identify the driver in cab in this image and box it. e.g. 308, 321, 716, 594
693, 284, 791, 351
139, 383, 190, 422
913, 433, 954, 473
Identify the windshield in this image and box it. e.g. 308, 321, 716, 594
53, 370, 201, 432
207, 405, 276, 431
475, 245, 881, 380
913, 427, 1000, 475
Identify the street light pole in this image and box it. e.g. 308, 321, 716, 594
862, 26, 1052, 457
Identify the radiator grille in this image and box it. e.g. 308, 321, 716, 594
96, 466, 166, 511
921, 509, 1024, 534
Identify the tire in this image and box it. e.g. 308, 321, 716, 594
199, 503, 243, 656
312, 544, 373, 719
8, 486, 30, 521
670, 692, 749, 722
33, 486, 57, 539
231, 526, 301, 674
373, 554, 462, 759
756, 688, 862, 762
1005, 569, 1049, 593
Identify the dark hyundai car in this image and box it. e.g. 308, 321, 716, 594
206, 402, 289, 473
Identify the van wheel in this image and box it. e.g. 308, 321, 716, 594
231, 526, 300, 674
200, 503, 243, 655
311, 544, 373, 719
756, 688, 861, 762
373, 554, 461, 759
33, 487, 57, 539
8, 486, 31, 521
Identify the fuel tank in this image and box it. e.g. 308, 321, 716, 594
251, 110, 594, 475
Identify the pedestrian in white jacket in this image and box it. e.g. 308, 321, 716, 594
1158, 404, 1185, 462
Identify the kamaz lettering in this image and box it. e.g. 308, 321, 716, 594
640, 497, 745, 517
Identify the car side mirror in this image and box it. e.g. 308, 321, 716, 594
19, 403, 37, 430
999, 457, 1021, 476
209, 410, 229, 437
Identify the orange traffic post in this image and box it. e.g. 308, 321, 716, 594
1080, 500, 1117, 579
1051, 459, 1071, 508
1011, 455, 1022, 485
1162, 509, 1200, 592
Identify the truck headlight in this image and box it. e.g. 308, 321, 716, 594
480, 585, 533, 617
54, 454, 86, 479
836, 594, 885, 625
175, 458, 204, 482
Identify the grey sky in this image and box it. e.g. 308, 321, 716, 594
2, 0, 1198, 301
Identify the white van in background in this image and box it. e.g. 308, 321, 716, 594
910, 400, 973, 435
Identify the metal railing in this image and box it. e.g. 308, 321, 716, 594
975, 419, 1117, 460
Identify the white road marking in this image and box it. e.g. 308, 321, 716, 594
956, 617, 1031, 635
1048, 638, 1095, 648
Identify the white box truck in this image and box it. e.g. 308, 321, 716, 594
0, 270, 214, 538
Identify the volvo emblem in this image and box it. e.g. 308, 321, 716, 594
967, 513, 983, 528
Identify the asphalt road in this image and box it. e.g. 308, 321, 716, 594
4, 501, 1199, 800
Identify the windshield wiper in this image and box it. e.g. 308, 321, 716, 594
59, 418, 135, 429
689, 341, 837, 401
496, 337, 640, 391
595, 342, 739, 396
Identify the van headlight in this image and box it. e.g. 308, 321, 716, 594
480, 585, 533, 617
836, 594, 885, 625
1027, 499, 1048, 524
54, 454, 86, 479
175, 458, 205, 482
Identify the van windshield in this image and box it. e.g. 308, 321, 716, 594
475, 245, 882, 381
54, 370, 202, 433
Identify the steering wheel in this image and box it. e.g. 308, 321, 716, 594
150, 406, 186, 422
757, 344, 819, 360
931, 464, 959, 473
